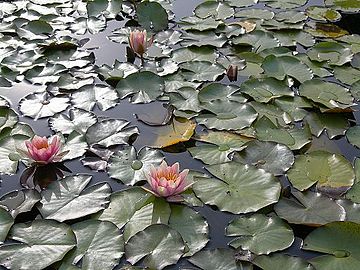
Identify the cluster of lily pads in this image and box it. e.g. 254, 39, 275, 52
1, 0, 360, 269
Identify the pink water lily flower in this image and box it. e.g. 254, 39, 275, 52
129, 29, 153, 57
24, 135, 67, 164
145, 161, 191, 199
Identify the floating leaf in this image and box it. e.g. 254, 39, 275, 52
142, 117, 195, 148
188, 248, 251, 270
299, 79, 353, 110
262, 55, 313, 83
171, 47, 217, 64
306, 6, 341, 22
287, 151, 355, 194
193, 162, 281, 214
37, 175, 111, 222
108, 146, 164, 185
180, 61, 225, 82
254, 254, 315, 270
345, 158, 360, 203
325, 0, 360, 12
232, 30, 279, 52
0, 207, 13, 243
235, 8, 274, 19
198, 83, 243, 103
19, 92, 70, 120
240, 77, 294, 103
136, 1, 168, 32
0, 189, 41, 218
307, 41, 353, 66
226, 213, 294, 255
86, 119, 139, 147
194, 1, 234, 20
97, 187, 152, 229
0, 220, 76, 269
232, 140, 294, 175
303, 222, 360, 270
304, 111, 349, 139
60, 220, 124, 270
116, 71, 165, 104
125, 224, 185, 270
333, 66, 360, 85
71, 84, 119, 111
274, 190, 346, 226
197, 100, 258, 131
168, 205, 209, 256
261, 0, 307, 9
49, 108, 97, 135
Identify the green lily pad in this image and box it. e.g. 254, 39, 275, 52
345, 158, 360, 203
125, 224, 185, 270
168, 87, 202, 112
107, 146, 164, 185
299, 79, 354, 110
232, 140, 294, 175
197, 100, 258, 131
189, 144, 234, 165
49, 108, 97, 135
304, 111, 349, 139
60, 220, 124, 270
307, 41, 353, 66
172, 47, 217, 64
306, 6, 341, 22
346, 126, 360, 148
194, 1, 234, 20
85, 118, 139, 147
235, 8, 274, 19
180, 31, 227, 47
226, 213, 294, 255
303, 221, 360, 270
137, 1, 168, 32
116, 71, 165, 104
325, 0, 360, 12
232, 30, 279, 52
180, 61, 225, 82
287, 150, 355, 194
262, 55, 313, 83
198, 83, 243, 103
261, 0, 307, 9
334, 66, 360, 85
188, 248, 252, 270
37, 175, 111, 222
60, 131, 88, 160
193, 162, 281, 214
19, 92, 69, 120
0, 220, 76, 269
254, 254, 315, 270
97, 187, 152, 229
180, 16, 223, 32
169, 205, 209, 256
0, 189, 41, 218
274, 190, 346, 226
0, 207, 13, 243
71, 84, 119, 111
240, 77, 294, 103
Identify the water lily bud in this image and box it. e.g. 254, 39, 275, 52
128, 29, 153, 57
145, 161, 191, 199
24, 135, 68, 164
227, 64, 238, 82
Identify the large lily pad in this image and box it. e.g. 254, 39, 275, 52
307, 41, 353, 65
37, 174, 111, 222
86, 118, 139, 147
193, 162, 281, 214
108, 146, 164, 185
188, 248, 252, 270
227, 213, 294, 255
116, 71, 165, 104
232, 140, 294, 175
0, 207, 13, 243
60, 220, 124, 270
0, 189, 41, 218
0, 220, 76, 269
299, 79, 354, 110
136, 1, 168, 32
303, 221, 360, 270
125, 224, 185, 270
262, 55, 313, 83
274, 190, 346, 226
287, 150, 355, 194
254, 254, 315, 270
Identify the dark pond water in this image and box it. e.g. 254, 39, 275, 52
1, 0, 360, 269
